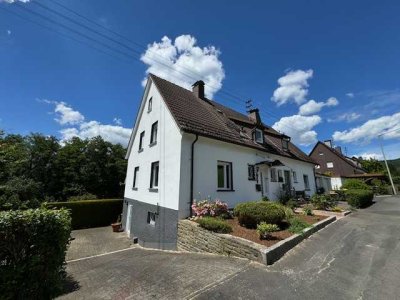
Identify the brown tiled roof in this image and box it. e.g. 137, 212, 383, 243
150, 74, 316, 165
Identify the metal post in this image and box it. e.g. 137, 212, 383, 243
379, 136, 397, 195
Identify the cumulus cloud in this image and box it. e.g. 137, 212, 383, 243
333, 112, 400, 144
43, 100, 131, 146
298, 97, 338, 115
346, 92, 354, 98
113, 117, 122, 126
272, 114, 321, 146
327, 112, 360, 123
6, 30, 11, 35
0, 0, 30, 3
271, 69, 313, 106
356, 152, 383, 160
141, 34, 225, 98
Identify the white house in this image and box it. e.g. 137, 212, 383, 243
123, 74, 317, 249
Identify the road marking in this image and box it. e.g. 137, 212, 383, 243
66, 247, 136, 263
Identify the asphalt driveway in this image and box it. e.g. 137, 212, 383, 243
59, 196, 400, 299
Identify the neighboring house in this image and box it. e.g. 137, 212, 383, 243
123, 74, 317, 249
309, 140, 366, 189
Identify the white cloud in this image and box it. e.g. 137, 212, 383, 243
355, 152, 383, 160
346, 92, 354, 98
113, 117, 122, 126
141, 34, 225, 98
271, 69, 313, 106
327, 112, 360, 123
333, 112, 400, 144
0, 0, 30, 3
6, 30, 11, 35
53, 101, 85, 125
272, 114, 321, 146
298, 97, 338, 115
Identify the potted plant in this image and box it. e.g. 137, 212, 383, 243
111, 215, 122, 232
256, 222, 279, 240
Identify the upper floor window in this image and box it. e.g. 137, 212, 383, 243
319, 152, 324, 156
133, 167, 139, 189
148, 97, 153, 112
303, 174, 310, 190
282, 139, 289, 151
217, 161, 233, 190
139, 131, 145, 152
327, 162, 334, 168
254, 129, 263, 143
248, 164, 255, 180
150, 161, 159, 189
150, 121, 158, 145
270, 168, 277, 182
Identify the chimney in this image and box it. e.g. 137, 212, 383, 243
334, 146, 342, 154
324, 139, 332, 148
192, 80, 205, 99
248, 108, 261, 124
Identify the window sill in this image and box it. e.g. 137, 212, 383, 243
217, 189, 235, 192
149, 188, 158, 193
147, 109, 152, 113
138, 148, 143, 153
248, 178, 256, 181
132, 187, 138, 191
149, 141, 157, 147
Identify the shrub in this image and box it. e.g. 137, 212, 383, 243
310, 194, 337, 210
276, 190, 293, 205
256, 222, 279, 239
303, 205, 313, 216
345, 189, 374, 208
45, 199, 122, 229
288, 217, 310, 234
331, 206, 343, 212
341, 179, 371, 191
191, 199, 229, 218
286, 199, 298, 210
68, 193, 97, 202
283, 206, 294, 221
197, 217, 232, 233
261, 196, 269, 202
234, 201, 285, 228
0, 208, 71, 299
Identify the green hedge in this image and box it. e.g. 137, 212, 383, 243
45, 199, 122, 229
234, 201, 285, 228
345, 189, 374, 208
0, 209, 71, 299
197, 217, 232, 233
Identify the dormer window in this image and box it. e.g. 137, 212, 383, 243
254, 129, 263, 143
282, 135, 290, 151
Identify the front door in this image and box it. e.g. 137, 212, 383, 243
126, 204, 133, 236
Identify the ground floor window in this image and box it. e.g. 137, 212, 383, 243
217, 161, 233, 190
293, 171, 298, 183
303, 174, 310, 190
147, 212, 156, 226
278, 170, 284, 182
248, 164, 255, 180
270, 168, 277, 182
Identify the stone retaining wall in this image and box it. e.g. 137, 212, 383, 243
178, 216, 337, 265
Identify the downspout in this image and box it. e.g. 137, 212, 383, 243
190, 134, 199, 217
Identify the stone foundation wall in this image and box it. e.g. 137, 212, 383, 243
177, 219, 264, 263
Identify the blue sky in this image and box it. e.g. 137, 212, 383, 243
1, 0, 400, 159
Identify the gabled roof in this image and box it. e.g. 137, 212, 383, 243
309, 141, 365, 172
148, 74, 315, 165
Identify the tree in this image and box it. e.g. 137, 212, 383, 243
359, 158, 384, 173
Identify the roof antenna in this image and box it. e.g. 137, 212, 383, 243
245, 99, 253, 112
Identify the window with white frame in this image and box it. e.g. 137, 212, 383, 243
147, 212, 156, 226
278, 170, 283, 182
139, 131, 145, 151
217, 161, 233, 190
282, 139, 289, 151
327, 162, 334, 168
148, 97, 153, 112
248, 164, 255, 180
150, 161, 159, 189
303, 174, 310, 190
254, 129, 263, 143
270, 168, 277, 182
293, 171, 298, 183
150, 121, 158, 145
133, 166, 139, 189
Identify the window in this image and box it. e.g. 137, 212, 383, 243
248, 164, 255, 180
282, 139, 289, 151
148, 97, 153, 112
217, 161, 233, 190
327, 162, 334, 168
150, 121, 158, 145
139, 131, 145, 151
133, 167, 139, 189
319, 152, 324, 156
303, 174, 310, 190
270, 168, 277, 182
293, 171, 298, 183
278, 170, 283, 182
316, 165, 321, 169
150, 161, 159, 189
254, 129, 263, 143
147, 212, 156, 226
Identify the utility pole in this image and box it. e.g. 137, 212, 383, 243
379, 136, 397, 195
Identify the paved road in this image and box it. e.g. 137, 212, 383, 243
60, 196, 400, 299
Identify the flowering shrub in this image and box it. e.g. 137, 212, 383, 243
191, 199, 229, 218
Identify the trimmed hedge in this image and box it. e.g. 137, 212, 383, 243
345, 189, 374, 208
342, 179, 371, 191
234, 201, 285, 228
197, 217, 232, 233
0, 208, 71, 299
45, 199, 122, 229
